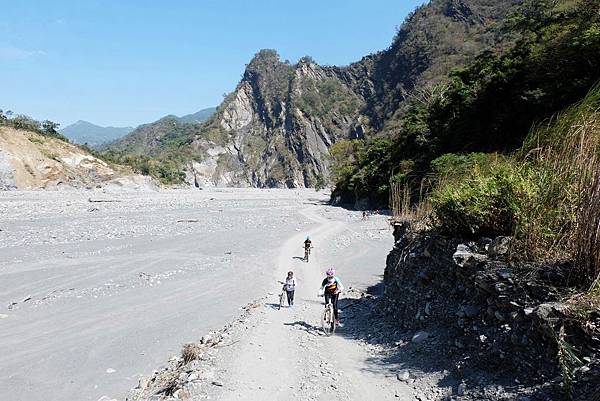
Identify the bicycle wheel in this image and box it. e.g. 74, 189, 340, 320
321, 305, 334, 336
329, 305, 336, 334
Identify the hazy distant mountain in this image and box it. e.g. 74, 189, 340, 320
60, 120, 133, 147
178, 107, 216, 123
103, 107, 216, 155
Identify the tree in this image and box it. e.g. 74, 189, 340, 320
42, 120, 60, 135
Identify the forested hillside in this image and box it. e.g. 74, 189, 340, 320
331, 0, 600, 206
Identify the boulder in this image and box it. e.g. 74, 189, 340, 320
412, 331, 430, 344
489, 236, 512, 258
453, 244, 488, 269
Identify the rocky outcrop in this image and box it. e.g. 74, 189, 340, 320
383, 222, 600, 400
187, 51, 367, 188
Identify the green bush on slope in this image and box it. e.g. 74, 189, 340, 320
430, 86, 600, 285
331, 0, 600, 206
429, 154, 531, 237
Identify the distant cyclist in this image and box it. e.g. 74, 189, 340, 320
319, 268, 344, 325
303, 236, 312, 262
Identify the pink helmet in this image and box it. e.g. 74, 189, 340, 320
326, 268, 335, 277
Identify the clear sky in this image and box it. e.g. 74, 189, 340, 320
1, 0, 425, 128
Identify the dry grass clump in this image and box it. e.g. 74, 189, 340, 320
181, 343, 202, 364
389, 179, 432, 229
519, 86, 600, 286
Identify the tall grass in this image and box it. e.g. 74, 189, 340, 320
427, 85, 600, 285
389, 179, 432, 224
519, 85, 600, 286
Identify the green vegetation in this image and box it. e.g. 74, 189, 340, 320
103, 153, 187, 185
330, 0, 600, 291
332, 0, 600, 207
297, 78, 362, 119
0, 109, 69, 142
429, 154, 529, 238
405, 66, 600, 288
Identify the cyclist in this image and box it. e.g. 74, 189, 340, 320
282, 271, 296, 306
303, 236, 312, 261
319, 268, 344, 325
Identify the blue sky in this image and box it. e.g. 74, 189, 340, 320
1, 0, 425, 127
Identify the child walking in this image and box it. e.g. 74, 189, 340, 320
283, 271, 296, 306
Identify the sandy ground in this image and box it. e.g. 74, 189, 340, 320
197, 204, 410, 401
0, 189, 395, 401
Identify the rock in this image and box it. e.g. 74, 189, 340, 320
106, 368, 116, 374
476, 237, 493, 252
137, 377, 149, 390
187, 373, 198, 382
452, 245, 487, 269
0, 314, 8, 319
412, 331, 430, 344
457, 382, 466, 396
489, 236, 512, 257
212, 380, 224, 386
397, 369, 411, 381
201, 334, 213, 345
174, 389, 190, 400
463, 304, 479, 318
497, 268, 513, 279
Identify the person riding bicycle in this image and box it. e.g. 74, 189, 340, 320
303, 236, 312, 260
319, 268, 344, 325
283, 271, 296, 306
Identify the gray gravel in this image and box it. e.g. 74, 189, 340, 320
0, 189, 364, 401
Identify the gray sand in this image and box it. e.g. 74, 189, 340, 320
0, 189, 392, 401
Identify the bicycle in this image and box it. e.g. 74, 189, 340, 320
319, 294, 336, 335
277, 280, 286, 310
303, 246, 313, 263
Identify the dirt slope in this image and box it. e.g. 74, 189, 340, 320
0, 126, 153, 190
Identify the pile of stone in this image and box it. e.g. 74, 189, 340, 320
125, 300, 263, 401
381, 222, 600, 400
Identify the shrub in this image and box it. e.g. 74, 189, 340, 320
430, 158, 530, 237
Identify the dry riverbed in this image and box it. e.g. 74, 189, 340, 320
0, 189, 393, 401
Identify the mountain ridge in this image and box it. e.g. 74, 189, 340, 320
103, 0, 525, 188
60, 120, 133, 148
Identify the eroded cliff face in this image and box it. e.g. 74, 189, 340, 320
186, 0, 523, 188
190, 52, 368, 188
0, 127, 154, 190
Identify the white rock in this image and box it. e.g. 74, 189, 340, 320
396, 369, 410, 381
411, 331, 430, 344
457, 382, 466, 396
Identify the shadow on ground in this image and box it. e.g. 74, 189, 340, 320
284, 320, 322, 336
332, 281, 563, 401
